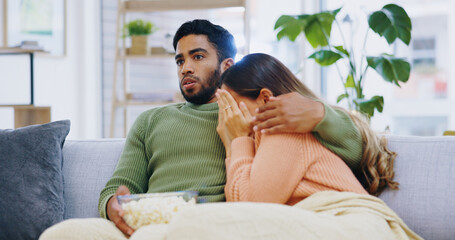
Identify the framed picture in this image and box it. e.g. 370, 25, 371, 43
4, 0, 66, 56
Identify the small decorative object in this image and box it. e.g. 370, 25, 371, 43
124, 19, 157, 55
274, 4, 412, 118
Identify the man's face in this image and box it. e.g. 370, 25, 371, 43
175, 34, 221, 104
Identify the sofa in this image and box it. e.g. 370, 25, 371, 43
1, 121, 454, 239
63, 135, 455, 239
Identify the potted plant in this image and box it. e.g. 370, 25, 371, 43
124, 19, 157, 55
274, 4, 412, 118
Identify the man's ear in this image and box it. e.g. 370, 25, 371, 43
220, 58, 234, 73
257, 88, 274, 104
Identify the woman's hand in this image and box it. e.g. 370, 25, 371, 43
217, 89, 254, 141
216, 97, 232, 158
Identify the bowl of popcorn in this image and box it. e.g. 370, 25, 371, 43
117, 191, 198, 230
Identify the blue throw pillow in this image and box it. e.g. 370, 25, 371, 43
0, 120, 70, 240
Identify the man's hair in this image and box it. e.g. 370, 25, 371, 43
173, 19, 237, 62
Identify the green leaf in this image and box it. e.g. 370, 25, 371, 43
337, 93, 349, 103
368, 4, 412, 45
124, 19, 157, 37
275, 9, 340, 47
354, 96, 384, 118
331, 7, 342, 16
367, 54, 411, 86
304, 11, 338, 48
334, 45, 349, 57
345, 74, 355, 88
275, 15, 304, 41
308, 50, 343, 66
274, 15, 293, 30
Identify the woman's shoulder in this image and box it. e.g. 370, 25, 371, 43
259, 132, 337, 159
259, 132, 316, 142
257, 132, 318, 151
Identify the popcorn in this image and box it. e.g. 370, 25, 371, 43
121, 195, 196, 230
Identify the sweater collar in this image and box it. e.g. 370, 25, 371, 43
185, 101, 219, 111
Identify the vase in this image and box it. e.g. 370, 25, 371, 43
130, 35, 148, 55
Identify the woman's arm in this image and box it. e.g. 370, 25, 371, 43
225, 133, 311, 204
253, 92, 362, 171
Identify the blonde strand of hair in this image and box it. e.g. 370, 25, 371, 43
337, 107, 399, 196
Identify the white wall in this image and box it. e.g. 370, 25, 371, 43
0, 0, 102, 139
449, 0, 455, 130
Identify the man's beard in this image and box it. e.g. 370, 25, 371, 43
180, 67, 221, 104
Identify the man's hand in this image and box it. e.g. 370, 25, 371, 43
253, 92, 325, 134
106, 185, 134, 236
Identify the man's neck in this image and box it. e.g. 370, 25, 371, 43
207, 97, 218, 104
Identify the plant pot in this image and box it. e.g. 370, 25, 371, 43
130, 35, 148, 55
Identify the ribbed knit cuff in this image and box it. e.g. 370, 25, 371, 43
231, 136, 255, 163
313, 103, 352, 141
99, 193, 115, 219
313, 103, 331, 133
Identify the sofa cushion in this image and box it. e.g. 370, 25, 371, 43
62, 139, 125, 219
0, 120, 70, 240
379, 135, 455, 240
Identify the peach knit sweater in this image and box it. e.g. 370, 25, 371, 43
225, 132, 367, 205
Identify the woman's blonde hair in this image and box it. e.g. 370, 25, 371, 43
221, 53, 398, 196
341, 108, 399, 195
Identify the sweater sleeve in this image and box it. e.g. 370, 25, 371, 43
312, 103, 362, 171
225, 134, 310, 204
98, 113, 151, 219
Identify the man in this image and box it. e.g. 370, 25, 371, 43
40, 19, 362, 239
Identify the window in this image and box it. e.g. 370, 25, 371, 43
322, 0, 454, 136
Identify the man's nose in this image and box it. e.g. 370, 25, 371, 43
181, 61, 194, 75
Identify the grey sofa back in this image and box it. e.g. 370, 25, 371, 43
62, 139, 125, 219
379, 135, 455, 240
61, 135, 455, 240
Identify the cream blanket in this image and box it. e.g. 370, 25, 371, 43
293, 191, 422, 240
135, 191, 421, 240
39, 191, 422, 240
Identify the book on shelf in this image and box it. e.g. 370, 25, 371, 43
13, 41, 45, 51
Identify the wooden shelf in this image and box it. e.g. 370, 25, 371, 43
0, 47, 46, 54
0, 105, 51, 128
110, 0, 250, 137
125, 92, 176, 102
122, 0, 245, 12
116, 100, 174, 107
117, 47, 175, 59
118, 53, 175, 60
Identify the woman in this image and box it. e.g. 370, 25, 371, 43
212, 53, 422, 239
216, 53, 397, 204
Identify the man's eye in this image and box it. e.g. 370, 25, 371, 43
194, 55, 203, 60
176, 59, 184, 66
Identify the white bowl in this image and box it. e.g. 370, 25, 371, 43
117, 191, 198, 229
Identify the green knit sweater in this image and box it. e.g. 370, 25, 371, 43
98, 101, 362, 218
